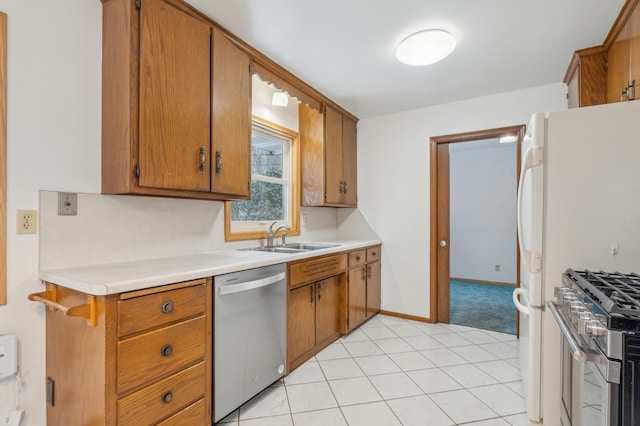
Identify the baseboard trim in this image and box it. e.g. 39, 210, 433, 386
451, 277, 517, 287
379, 310, 435, 324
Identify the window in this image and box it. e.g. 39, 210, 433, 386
224, 117, 300, 241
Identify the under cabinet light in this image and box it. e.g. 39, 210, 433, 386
272, 91, 289, 107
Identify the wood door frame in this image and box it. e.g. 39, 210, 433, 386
429, 125, 525, 332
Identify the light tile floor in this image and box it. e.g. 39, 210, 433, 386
216, 314, 528, 426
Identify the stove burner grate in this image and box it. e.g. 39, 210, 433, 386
565, 269, 640, 317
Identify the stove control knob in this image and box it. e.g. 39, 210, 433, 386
586, 320, 606, 338
577, 312, 594, 336
569, 302, 587, 324
557, 288, 574, 304
562, 293, 577, 305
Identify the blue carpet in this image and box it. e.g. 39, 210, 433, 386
449, 280, 516, 335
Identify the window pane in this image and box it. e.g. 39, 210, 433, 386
252, 134, 284, 178
231, 181, 288, 221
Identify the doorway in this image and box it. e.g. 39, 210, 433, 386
429, 125, 525, 335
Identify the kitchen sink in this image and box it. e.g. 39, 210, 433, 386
282, 243, 338, 250
245, 243, 339, 254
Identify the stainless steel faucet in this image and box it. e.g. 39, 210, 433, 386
266, 221, 291, 247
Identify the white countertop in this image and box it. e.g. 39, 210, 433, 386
39, 239, 382, 295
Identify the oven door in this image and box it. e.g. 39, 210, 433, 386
548, 301, 621, 426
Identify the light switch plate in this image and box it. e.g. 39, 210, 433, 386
0, 334, 18, 379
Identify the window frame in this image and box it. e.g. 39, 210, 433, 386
224, 116, 300, 242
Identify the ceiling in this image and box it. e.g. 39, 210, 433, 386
186, 0, 625, 118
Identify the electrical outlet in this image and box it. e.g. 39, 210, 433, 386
301, 214, 308, 226
16, 210, 37, 235
495, 264, 501, 272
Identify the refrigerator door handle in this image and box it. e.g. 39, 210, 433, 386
517, 145, 543, 273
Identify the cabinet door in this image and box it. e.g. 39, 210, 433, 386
607, 22, 631, 103
630, 6, 640, 100
366, 261, 381, 317
347, 267, 367, 331
342, 116, 357, 206
139, 0, 211, 191
315, 277, 341, 345
211, 27, 252, 198
324, 106, 344, 204
287, 284, 316, 364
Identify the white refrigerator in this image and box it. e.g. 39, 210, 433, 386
514, 100, 640, 424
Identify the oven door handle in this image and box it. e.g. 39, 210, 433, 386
547, 300, 587, 362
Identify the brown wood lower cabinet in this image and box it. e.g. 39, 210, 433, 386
287, 254, 347, 371
41, 278, 212, 425
287, 246, 382, 370
345, 245, 382, 332
287, 276, 342, 368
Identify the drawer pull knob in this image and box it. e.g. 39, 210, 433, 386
161, 301, 174, 314
161, 344, 173, 357
372, 252, 377, 256
162, 391, 173, 404
355, 256, 361, 261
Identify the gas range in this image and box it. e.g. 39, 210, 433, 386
555, 269, 640, 360
549, 269, 640, 426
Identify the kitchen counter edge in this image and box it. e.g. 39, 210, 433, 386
38, 240, 382, 296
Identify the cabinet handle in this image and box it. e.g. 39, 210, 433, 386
367, 265, 372, 279
161, 344, 173, 357
344, 181, 347, 194
310, 285, 314, 303
628, 80, 636, 101
161, 391, 173, 404
160, 301, 174, 314
318, 283, 322, 300
372, 251, 377, 256
355, 256, 361, 261
216, 150, 222, 174
361, 267, 366, 281
199, 147, 206, 171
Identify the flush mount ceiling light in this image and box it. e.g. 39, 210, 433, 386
271, 91, 289, 107
395, 29, 456, 66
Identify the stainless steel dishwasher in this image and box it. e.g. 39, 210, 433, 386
214, 263, 286, 422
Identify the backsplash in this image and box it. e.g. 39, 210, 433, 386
39, 191, 341, 270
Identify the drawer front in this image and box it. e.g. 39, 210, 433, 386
118, 362, 205, 425
348, 250, 366, 268
118, 282, 206, 337
366, 246, 381, 263
289, 254, 347, 287
156, 398, 206, 426
117, 316, 205, 394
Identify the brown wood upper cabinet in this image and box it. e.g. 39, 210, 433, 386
608, 5, 640, 102
564, 47, 608, 108
102, 0, 251, 200
299, 104, 357, 207
565, 0, 640, 108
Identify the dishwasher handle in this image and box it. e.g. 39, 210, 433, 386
218, 272, 286, 296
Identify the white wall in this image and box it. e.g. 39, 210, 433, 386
357, 83, 568, 319
449, 139, 517, 283
1, 1, 102, 424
